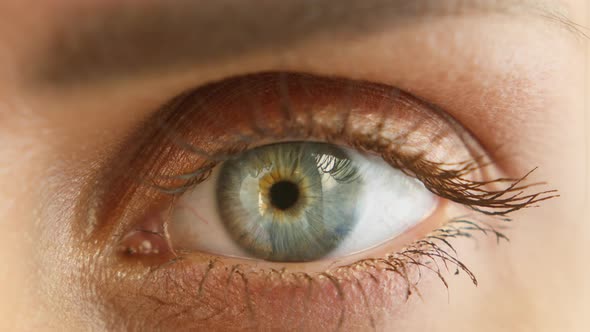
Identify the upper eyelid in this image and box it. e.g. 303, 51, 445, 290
128, 72, 555, 217
140, 73, 479, 175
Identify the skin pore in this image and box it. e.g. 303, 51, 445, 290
0, 0, 588, 331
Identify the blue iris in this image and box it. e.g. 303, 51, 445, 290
216, 142, 363, 262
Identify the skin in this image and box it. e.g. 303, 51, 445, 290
0, 0, 588, 331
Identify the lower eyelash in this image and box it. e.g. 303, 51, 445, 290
131, 214, 507, 331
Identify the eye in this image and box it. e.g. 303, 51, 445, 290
168, 141, 437, 262
112, 72, 553, 265
105, 72, 555, 329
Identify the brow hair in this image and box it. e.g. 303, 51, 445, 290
31, 0, 580, 88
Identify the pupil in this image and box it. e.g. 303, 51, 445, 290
269, 181, 300, 210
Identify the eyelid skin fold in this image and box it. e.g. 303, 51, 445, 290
77, 72, 556, 331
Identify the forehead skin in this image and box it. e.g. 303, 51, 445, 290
0, 0, 587, 331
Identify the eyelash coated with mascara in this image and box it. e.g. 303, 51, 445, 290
78, 72, 556, 331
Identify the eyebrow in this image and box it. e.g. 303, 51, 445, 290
33, 0, 572, 87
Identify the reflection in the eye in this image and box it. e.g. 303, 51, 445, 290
104, 72, 556, 330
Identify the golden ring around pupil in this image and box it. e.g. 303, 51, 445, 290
258, 172, 309, 220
